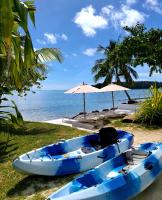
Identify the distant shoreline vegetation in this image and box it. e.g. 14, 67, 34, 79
93, 81, 162, 89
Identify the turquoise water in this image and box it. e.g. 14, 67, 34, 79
10, 89, 149, 121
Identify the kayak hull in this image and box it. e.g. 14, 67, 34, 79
47, 142, 162, 200
13, 130, 133, 176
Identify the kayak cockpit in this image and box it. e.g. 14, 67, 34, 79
47, 143, 162, 200
19, 127, 128, 162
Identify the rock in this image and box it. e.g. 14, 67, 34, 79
91, 110, 99, 113
102, 109, 109, 112
122, 114, 135, 123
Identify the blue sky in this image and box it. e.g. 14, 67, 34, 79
30, 0, 162, 90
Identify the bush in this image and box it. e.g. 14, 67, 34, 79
135, 85, 162, 126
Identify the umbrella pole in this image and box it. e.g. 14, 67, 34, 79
112, 91, 115, 111
83, 93, 86, 118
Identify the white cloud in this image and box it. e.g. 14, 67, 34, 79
37, 33, 68, 45
144, 0, 162, 15
44, 33, 57, 44
74, 5, 108, 37
72, 53, 77, 57
61, 33, 68, 41
126, 0, 137, 5
36, 39, 46, 45
34, 47, 38, 51
103, 5, 146, 28
146, 0, 158, 6
101, 5, 114, 16
83, 48, 97, 56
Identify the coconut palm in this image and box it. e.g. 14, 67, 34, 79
0, 0, 35, 82
92, 40, 138, 100
0, 0, 62, 92
0, 0, 62, 126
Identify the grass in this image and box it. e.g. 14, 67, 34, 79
110, 118, 162, 130
0, 122, 86, 200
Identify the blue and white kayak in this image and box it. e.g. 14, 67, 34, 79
47, 142, 162, 200
13, 128, 133, 176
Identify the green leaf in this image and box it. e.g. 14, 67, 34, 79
11, 100, 24, 125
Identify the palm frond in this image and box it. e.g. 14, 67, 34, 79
127, 65, 139, 79
97, 45, 106, 52
35, 48, 63, 63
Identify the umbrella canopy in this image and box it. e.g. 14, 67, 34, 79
100, 83, 130, 92
99, 83, 130, 111
65, 83, 99, 118
65, 83, 100, 94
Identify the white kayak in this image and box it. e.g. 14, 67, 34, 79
13, 127, 133, 176
47, 142, 162, 200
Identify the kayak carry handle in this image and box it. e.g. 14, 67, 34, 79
13, 157, 20, 161
144, 162, 154, 170
47, 154, 54, 161
76, 155, 82, 159
97, 155, 107, 159
26, 153, 32, 162
57, 139, 66, 143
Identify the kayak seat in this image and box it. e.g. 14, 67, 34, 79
43, 144, 66, 156
69, 168, 103, 193
139, 143, 158, 151
81, 146, 96, 154
89, 127, 118, 150
125, 149, 149, 165
76, 171, 103, 188
98, 127, 118, 148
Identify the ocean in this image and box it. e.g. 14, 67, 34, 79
10, 89, 150, 121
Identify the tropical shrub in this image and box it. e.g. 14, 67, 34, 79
135, 85, 162, 126
0, 86, 23, 131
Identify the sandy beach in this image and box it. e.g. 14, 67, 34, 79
116, 127, 162, 146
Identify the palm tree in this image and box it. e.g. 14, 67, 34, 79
92, 40, 138, 100
0, 0, 62, 126
0, 0, 35, 82
0, 0, 62, 92
17, 47, 62, 93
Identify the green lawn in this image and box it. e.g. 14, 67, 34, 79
0, 122, 86, 200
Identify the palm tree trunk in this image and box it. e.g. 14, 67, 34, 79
124, 90, 132, 101
116, 76, 132, 101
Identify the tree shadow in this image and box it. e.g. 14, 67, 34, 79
0, 140, 18, 163
0, 121, 59, 136
11, 127, 58, 136
7, 174, 74, 198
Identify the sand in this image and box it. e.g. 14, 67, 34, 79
116, 127, 162, 146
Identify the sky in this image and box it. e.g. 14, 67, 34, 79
30, 0, 162, 90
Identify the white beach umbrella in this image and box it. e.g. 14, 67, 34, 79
99, 83, 130, 110
65, 82, 100, 118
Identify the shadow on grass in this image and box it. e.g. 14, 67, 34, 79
11, 127, 58, 136
0, 140, 18, 163
7, 174, 74, 198
1, 121, 59, 136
